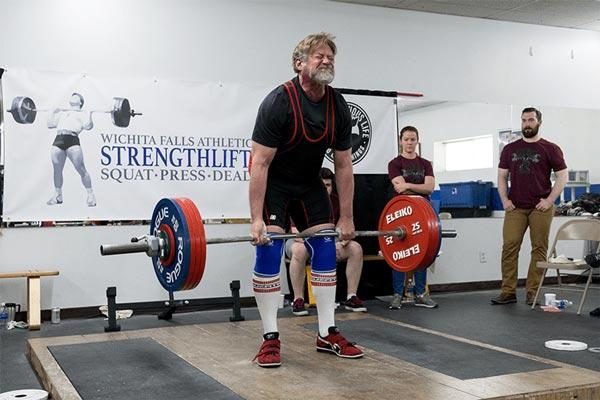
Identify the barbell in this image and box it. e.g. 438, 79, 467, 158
100, 196, 457, 293
8, 96, 142, 127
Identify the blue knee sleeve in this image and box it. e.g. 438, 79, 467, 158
305, 229, 336, 273
253, 239, 284, 276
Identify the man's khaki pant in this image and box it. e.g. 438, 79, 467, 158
501, 206, 554, 296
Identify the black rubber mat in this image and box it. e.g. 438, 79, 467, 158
367, 289, 600, 372
309, 318, 556, 380
48, 338, 243, 400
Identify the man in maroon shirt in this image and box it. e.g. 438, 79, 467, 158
492, 107, 567, 306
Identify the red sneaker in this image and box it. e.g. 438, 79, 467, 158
253, 333, 281, 368
344, 295, 367, 312
316, 327, 363, 358
292, 298, 309, 316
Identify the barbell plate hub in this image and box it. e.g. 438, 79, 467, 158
377, 195, 442, 272
158, 224, 176, 266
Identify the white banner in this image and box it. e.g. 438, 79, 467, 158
324, 94, 398, 173
1, 69, 397, 221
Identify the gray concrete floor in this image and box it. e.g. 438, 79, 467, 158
1, 287, 600, 394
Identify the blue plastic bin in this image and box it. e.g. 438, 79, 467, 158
439, 181, 493, 209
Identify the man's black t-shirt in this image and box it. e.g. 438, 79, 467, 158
252, 76, 352, 185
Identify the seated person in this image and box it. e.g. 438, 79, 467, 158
286, 167, 367, 315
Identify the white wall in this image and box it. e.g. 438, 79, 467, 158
400, 102, 600, 186
1, 0, 599, 309
428, 216, 583, 286
0, 224, 266, 309
1, 0, 599, 109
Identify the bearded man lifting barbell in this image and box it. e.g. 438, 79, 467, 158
249, 32, 363, 368
46, 92, 97, 207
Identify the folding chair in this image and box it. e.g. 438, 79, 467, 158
531, 218, 600, 315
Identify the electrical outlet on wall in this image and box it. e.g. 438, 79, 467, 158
479, 251, 487, 263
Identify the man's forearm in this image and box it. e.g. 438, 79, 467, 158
547, 170, 568, 203
249, 165, 268, 221
336, 167, 354, 219
335, 151, 354, 219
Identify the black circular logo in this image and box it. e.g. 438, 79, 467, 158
325, 102, 372, 165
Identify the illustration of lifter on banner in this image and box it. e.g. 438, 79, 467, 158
46, 93, 97, 207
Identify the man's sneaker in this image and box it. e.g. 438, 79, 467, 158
344, 296, 367, 312
46, 195, 63, 206
87, 193, 97, 207
291, 298, 308, 316
414, 293, 438, 308
253, 332, 281, 368
490, 292, 517, 305
316, 327, 363, 359
389, 293, 402, 310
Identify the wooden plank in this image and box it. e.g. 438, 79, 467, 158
0, 270, 59, 279
27, 276, 41, 330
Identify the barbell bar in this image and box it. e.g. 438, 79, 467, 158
100, 196, 457, 293
8, 96, 142, 127
101, 227, 457, 256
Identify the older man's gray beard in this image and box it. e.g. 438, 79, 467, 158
312, 68, 335, 85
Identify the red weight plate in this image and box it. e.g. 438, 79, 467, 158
174, 198, 199, 290
175, 198, 206, 290
377, 195, 437, 272
417, 197, 442, 271
410, 196, 437, 270
179, 197, 206, 289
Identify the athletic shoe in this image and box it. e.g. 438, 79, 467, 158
87, 193, 97, 207
389, 293, 402, 310
490, 292, 517, 305
46, 195, 63, 206
344, 296, 367, 312
316, 327, 363, 359
414, 293, 438, 308
253, 332, 281, 368
291, 298, 308, 316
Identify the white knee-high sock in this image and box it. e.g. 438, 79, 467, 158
311, 270, 336, 337
252, 273, 281, 335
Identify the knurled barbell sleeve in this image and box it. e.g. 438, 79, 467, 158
100, 241, 153, 256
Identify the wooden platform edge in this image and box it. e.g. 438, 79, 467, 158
27, 339, 82, 400
496, 383, 600, 400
